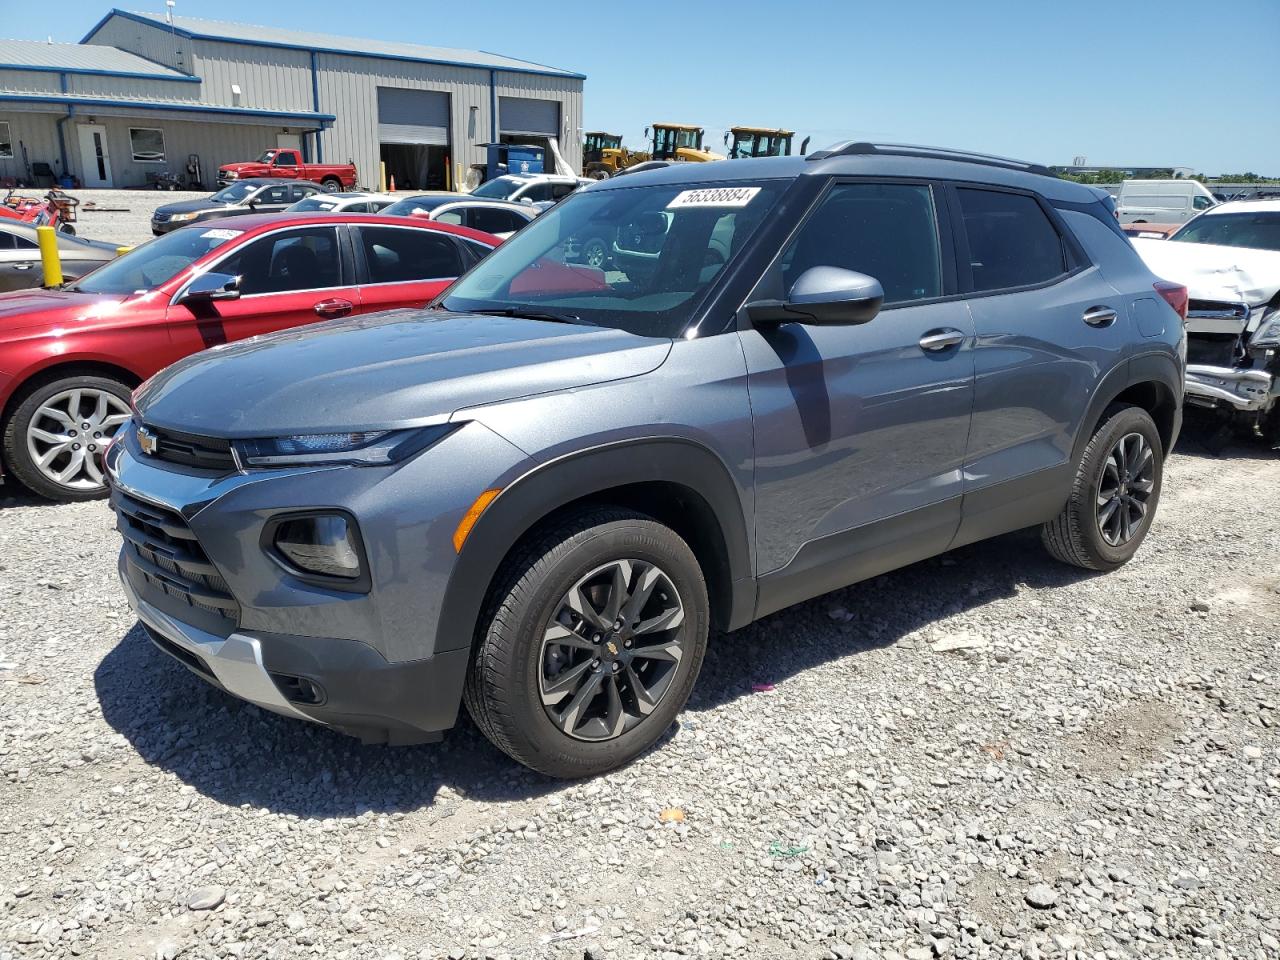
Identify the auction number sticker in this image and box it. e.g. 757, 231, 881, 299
200, 228, 244, 240
666, 187, 761, 209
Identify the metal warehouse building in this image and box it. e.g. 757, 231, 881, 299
0, 8, 584, 191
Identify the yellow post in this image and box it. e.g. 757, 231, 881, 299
115, 246, 132, 257
36, 226, 62, 288
379, 161, 387, 193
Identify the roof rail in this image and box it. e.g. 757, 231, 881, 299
806, 141, 1054, 178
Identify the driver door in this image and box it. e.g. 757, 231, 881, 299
165, 224, 357, 351
739, 180, 976, 607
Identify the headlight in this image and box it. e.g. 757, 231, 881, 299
1252, 309, 1280, 347
168, 212, 199, 223
231, 423, 457, 467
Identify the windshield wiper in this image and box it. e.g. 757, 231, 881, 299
470, 307, 596, 326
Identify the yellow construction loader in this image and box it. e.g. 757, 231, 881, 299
724, 127, 811, 159
646, 123, 724, 163
582, 132, 650, 179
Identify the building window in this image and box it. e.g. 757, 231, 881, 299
0, 122, 13, 160
129, 127, 166, 163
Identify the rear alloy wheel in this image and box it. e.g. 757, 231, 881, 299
581, 237, 608, 269
465, 508, 709, 777
3, 375, 132, 502
320, 178, 341, 193
1042, 404, 1164, 570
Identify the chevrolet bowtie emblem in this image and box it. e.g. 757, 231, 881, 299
137, 426, 158, 456
606, 640, 619, 656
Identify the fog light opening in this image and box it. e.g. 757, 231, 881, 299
273, 514, 362, 580
269, 673, 325, 706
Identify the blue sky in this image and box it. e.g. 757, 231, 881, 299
10, 0, 1279, 175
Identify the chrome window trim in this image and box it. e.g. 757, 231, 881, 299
169, 222, 347, 306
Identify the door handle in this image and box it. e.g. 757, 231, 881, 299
1082, 305, 1118, 327
13, 262, 36, 270
314, 298, 353, 318
918, 329, 965, 352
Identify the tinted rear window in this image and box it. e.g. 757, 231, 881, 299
957, 188, 1067, 292
358, 226, 464, 282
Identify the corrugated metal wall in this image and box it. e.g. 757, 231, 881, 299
64, 73, 200, 104
85, 16, 194, 75
189, 39, 314, 112
0, 109, 61, 182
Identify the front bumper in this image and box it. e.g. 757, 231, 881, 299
1184, 364, 1275, 411
119, 549, 469, 743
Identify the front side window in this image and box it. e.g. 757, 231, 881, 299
129, 127, 165, 163
288, 184, 316, 201
0, 230, 37, 251
551, 183, 578, 200
1193, 195, 1213, 210
274, 151, 300, 166
212, 182, 255, 204
358, 226, 464, 283
0, 121, 12, 159
217, 227, 341, 295
521, 183, 552, 203
1171, 211, 1280, 252
70, 228, 245, 295
757, 182, 942, 306
255, 185, 291, 205
441, 178, 788, 338
957, 188, 1066, 292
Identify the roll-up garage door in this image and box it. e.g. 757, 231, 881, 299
499, 96, 560, 137
377, 88, 450, 145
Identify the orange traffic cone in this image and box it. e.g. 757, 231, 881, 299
389, 174, 396, 192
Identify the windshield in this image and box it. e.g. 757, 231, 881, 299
69, 227, 244, 295
1171, 211, 1280, 252
211, 182, 254, 204
383, 195, 444, 216
472, 178, 523, 200
440, 178, 787, 338
289, 196, 342, 212
255, 150, 276, 163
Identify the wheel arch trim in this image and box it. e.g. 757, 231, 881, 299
435, 436, 755, 654
1072, 352, 1182, 464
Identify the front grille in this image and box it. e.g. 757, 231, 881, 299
144, 425, 237, 472
112, 489, 240, 626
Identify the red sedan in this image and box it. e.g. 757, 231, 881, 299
0, 213, 498, 502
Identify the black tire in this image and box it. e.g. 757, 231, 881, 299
1042, 404, 1164, 570
464, 507, 709, 778
2, 373, 132, 502
320, 178, 342, 193
57, 223, 75, 236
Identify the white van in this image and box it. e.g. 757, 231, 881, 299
1116, 179, 1217, 224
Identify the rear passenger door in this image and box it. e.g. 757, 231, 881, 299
740, 180, 976, 587
352, 224, 475, 313
950, 185, 1133, 543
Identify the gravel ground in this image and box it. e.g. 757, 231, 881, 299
1, 425, 1278, 960
66, 190, 223, 248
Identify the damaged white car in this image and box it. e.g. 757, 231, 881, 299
1132, 199, 1280, 443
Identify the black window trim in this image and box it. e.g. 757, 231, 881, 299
351, 222, 470, 287
944, 180, 1091, 300
734, 175, 960, 328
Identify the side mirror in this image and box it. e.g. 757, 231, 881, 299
180, 272, 241, 304
746, 267, 883, 327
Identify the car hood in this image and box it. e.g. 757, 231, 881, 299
155, 198, 225, 216
0, 288, 131, 335
135, 309, 673, 437
220, 162, 263, 172
1132, 237, 1280, 306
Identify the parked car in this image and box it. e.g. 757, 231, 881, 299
1132, 199, 1280, 441
469, 173, 590, 205
0, 215, 500, 501
107, 144, 1185, 778
1116, 179, 1217, 224
151, 179, 321, 235
217, 149, 358, 192
382, 195, 538, 239
0, 221, 118, 292
285, 192, 398, 214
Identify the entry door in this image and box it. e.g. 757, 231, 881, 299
741, 181, 975, 587
77, 124, 112, 188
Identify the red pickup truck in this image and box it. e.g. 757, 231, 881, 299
216, 149, 357, 192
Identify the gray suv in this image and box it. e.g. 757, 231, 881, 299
106, 144, 1186, 778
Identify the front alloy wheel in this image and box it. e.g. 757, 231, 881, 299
539, 560, 685, 741
3, 374, 133, 502
465, 508, 709, 778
